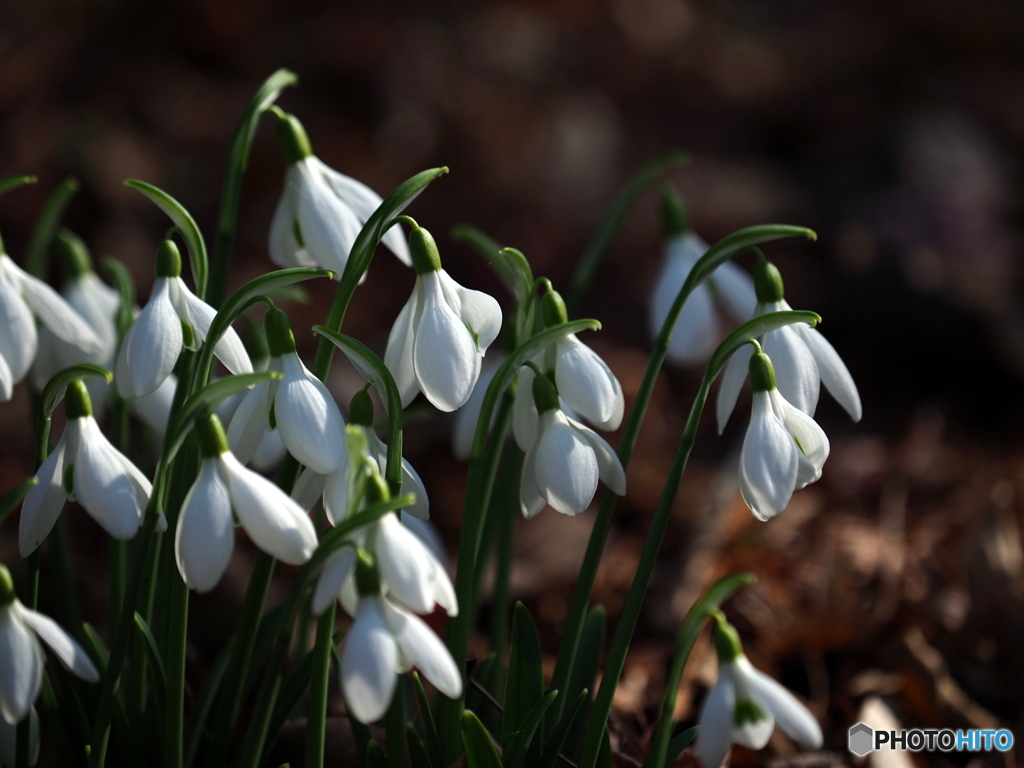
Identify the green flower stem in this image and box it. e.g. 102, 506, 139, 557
305, 603, 337, 768
546, 225, 816, 730
486, 447, 524, 698
387, 684, 406, 768
24, 176, 80, 278
648, 573, 755, 767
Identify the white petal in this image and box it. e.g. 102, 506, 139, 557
571, 418, 626, 496
400, 513, 447, 566
127, 278, 181, 397
292, 466, 327, 514
554, 335, 622, 428
792, 318, 862, 422
512, 365, 539, 452
413, 272, 480, 412
716, 342, 753, 434
322, 465, 350, 526
219, 453, 317, 564
374, 514, 438, 614
276, 354, 346, 474
437, 270, 502, 352
534, 411, 599, 516
697, 674, 736, 768
174, 459, 234, 593
740, 392, 798, 521
73, 419, 145, 539
66, 273, 120, 353
710, 260, 757, 322
769, 390, 830, 489
114, 328, 133, 400
384, 282, 422, 408
311, 548, 356, 616
381, 599, 462, 699
15, 605, 98, 682
519, 441, 546, 519
0, 278, 38, 383
667, 286, 720, 366
19, 432, 70, 557
175, 281, 252, 375
129, 373, 176, 435
0, 607, 43, 725
269, 190, 312, 269
226, 380, 272, 466
250, 429, 288, 472
452, 359, 501, 460
744, 663, 823, 749
295, 159, 363, 274
341, 598, 399, 724
6, 258, 101, 353
372, 434, 429, 520
762, 324, 819, 417
648, 236, 697, 342
0, 352, 12, 402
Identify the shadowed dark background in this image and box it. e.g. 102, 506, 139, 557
1, 1, 1023, 765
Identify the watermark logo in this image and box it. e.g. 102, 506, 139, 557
847, 723, 1014, 755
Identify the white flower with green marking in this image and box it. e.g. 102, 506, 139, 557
0, 565, 99, 726
19, 381, 155, 557
115, 240, 251, 399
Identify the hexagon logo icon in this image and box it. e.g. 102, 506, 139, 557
849, 722, 874, 756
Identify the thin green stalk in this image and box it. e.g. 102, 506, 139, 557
305, 604, 336, 768
167, 579, 189, 768
486, 448, 524, 701
110, 396, 130, 622
386, 685, 406, 768
24, 176, 80, 278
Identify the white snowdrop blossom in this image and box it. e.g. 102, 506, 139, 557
0, 565, 99, 726
518, 372, 626, 519
175, 413, 318, 593
226, 308, 346, 475
698, 618, 822, 767
717, 259, 861, 431
736, 348, 829, 522
451, 355, 502, 461
19, 381, 155, 557
269, 111, 410, 275
0, 237, 102, 402
384, 223, 502, 412
649, 208, 756, 366
116, 240, 251, 399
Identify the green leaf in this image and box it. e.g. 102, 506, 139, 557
132, 613, 168, 711
503, 690, 557, 768
194, 266, 332, 387
366, 740, 388, 768
462, 711, 502, 768
411, 673, 445, 768
664, 726, 698, 767
566, 151, 689, 312
0, 175, 37, 196
597, 727, 613, 768
25, 176, 80, 278
406, 725, 433, 768
707, 311, 821, 383
82, 623, 109, 670
39, 364, 112, 421
538, 689, 588, 768
101, 258, 136, 339
183, 634, 232, 768
0, 478, 37, 529
502, 603, 544, 753
124, 179, 209, 299
559, 605, 605, 750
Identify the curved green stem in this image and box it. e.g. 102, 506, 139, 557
24, 176, 79, 279
306, 603, 337, 768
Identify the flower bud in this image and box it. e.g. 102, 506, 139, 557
748, 351, 776, 393
195, 412, 230, 458
661, 186, 690, 238
354, 550, 382, 596
540, 289, 569, 328
264, 308, 296, 357
56, 229, 93, 281
349, 389, 374, 428
64, 380, 93, 419
156, 240, 183, 279
408, 225, 442, 276
0, 564, 16, 606
274, 112, 313, 165
753, 259, 785, 304
531, 371, 560, 414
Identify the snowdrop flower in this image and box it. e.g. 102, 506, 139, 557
519, 371, 626, 518
175, 413, 318, 593
512, 288, 623, 449
384, 221, 502, 412
270, 111, 409, 275
0, 564, 100, 725
649, 189, 757, 366
736, 347, 829, 521
451, 355, 502, 460
226, 309, 346, 475
698, 615, 822, 767
717, 258, 861, 432
116, 240, 251, 399
0, 231, 102, 402
19, 381, 155, 556
333, 549, 461, 724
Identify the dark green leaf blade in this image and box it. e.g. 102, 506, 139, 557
462, 711, 502, 768
502, 690, 557, 768
502, 603, 544, 753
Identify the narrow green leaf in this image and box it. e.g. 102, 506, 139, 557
0, 478, 37, 529
0, 175, 37, 196
664, 726, 698, 767
560, 606, 605, 750
182, 635, 233, 768
502, 603, 544, 752
566, 151, 689, 312
366, 741, 388, 768
462, 711, 502, 768
411, 672, 445, 768
132, 613, 168, 709
101, 258, 136, 339
24, 176, 80, 278
538, 689, 588, 768
597, 727, 613, 768
124, 179, 209, 299
81, 623, 110, 670
502, 690, 557, 768
407, 725, 433, 768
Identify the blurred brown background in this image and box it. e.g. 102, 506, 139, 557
2, 0, 1024, 765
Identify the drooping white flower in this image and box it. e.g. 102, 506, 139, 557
649, 191, 756, 366
736, 349, 829, 522
174, 413, 318, 593
19, 381, 155, 557
698, 617, 822, 768
451, 355, 502, 461
384, 223, 502, 412
226, 308, 346, 475
512, 289, 624, 448
0, 564, 99, 725
518, 372, 626, 519
717, 259, 861, 431
115, 240, 251, 399
270, 111, 409, 275
0, 236, 103, 402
